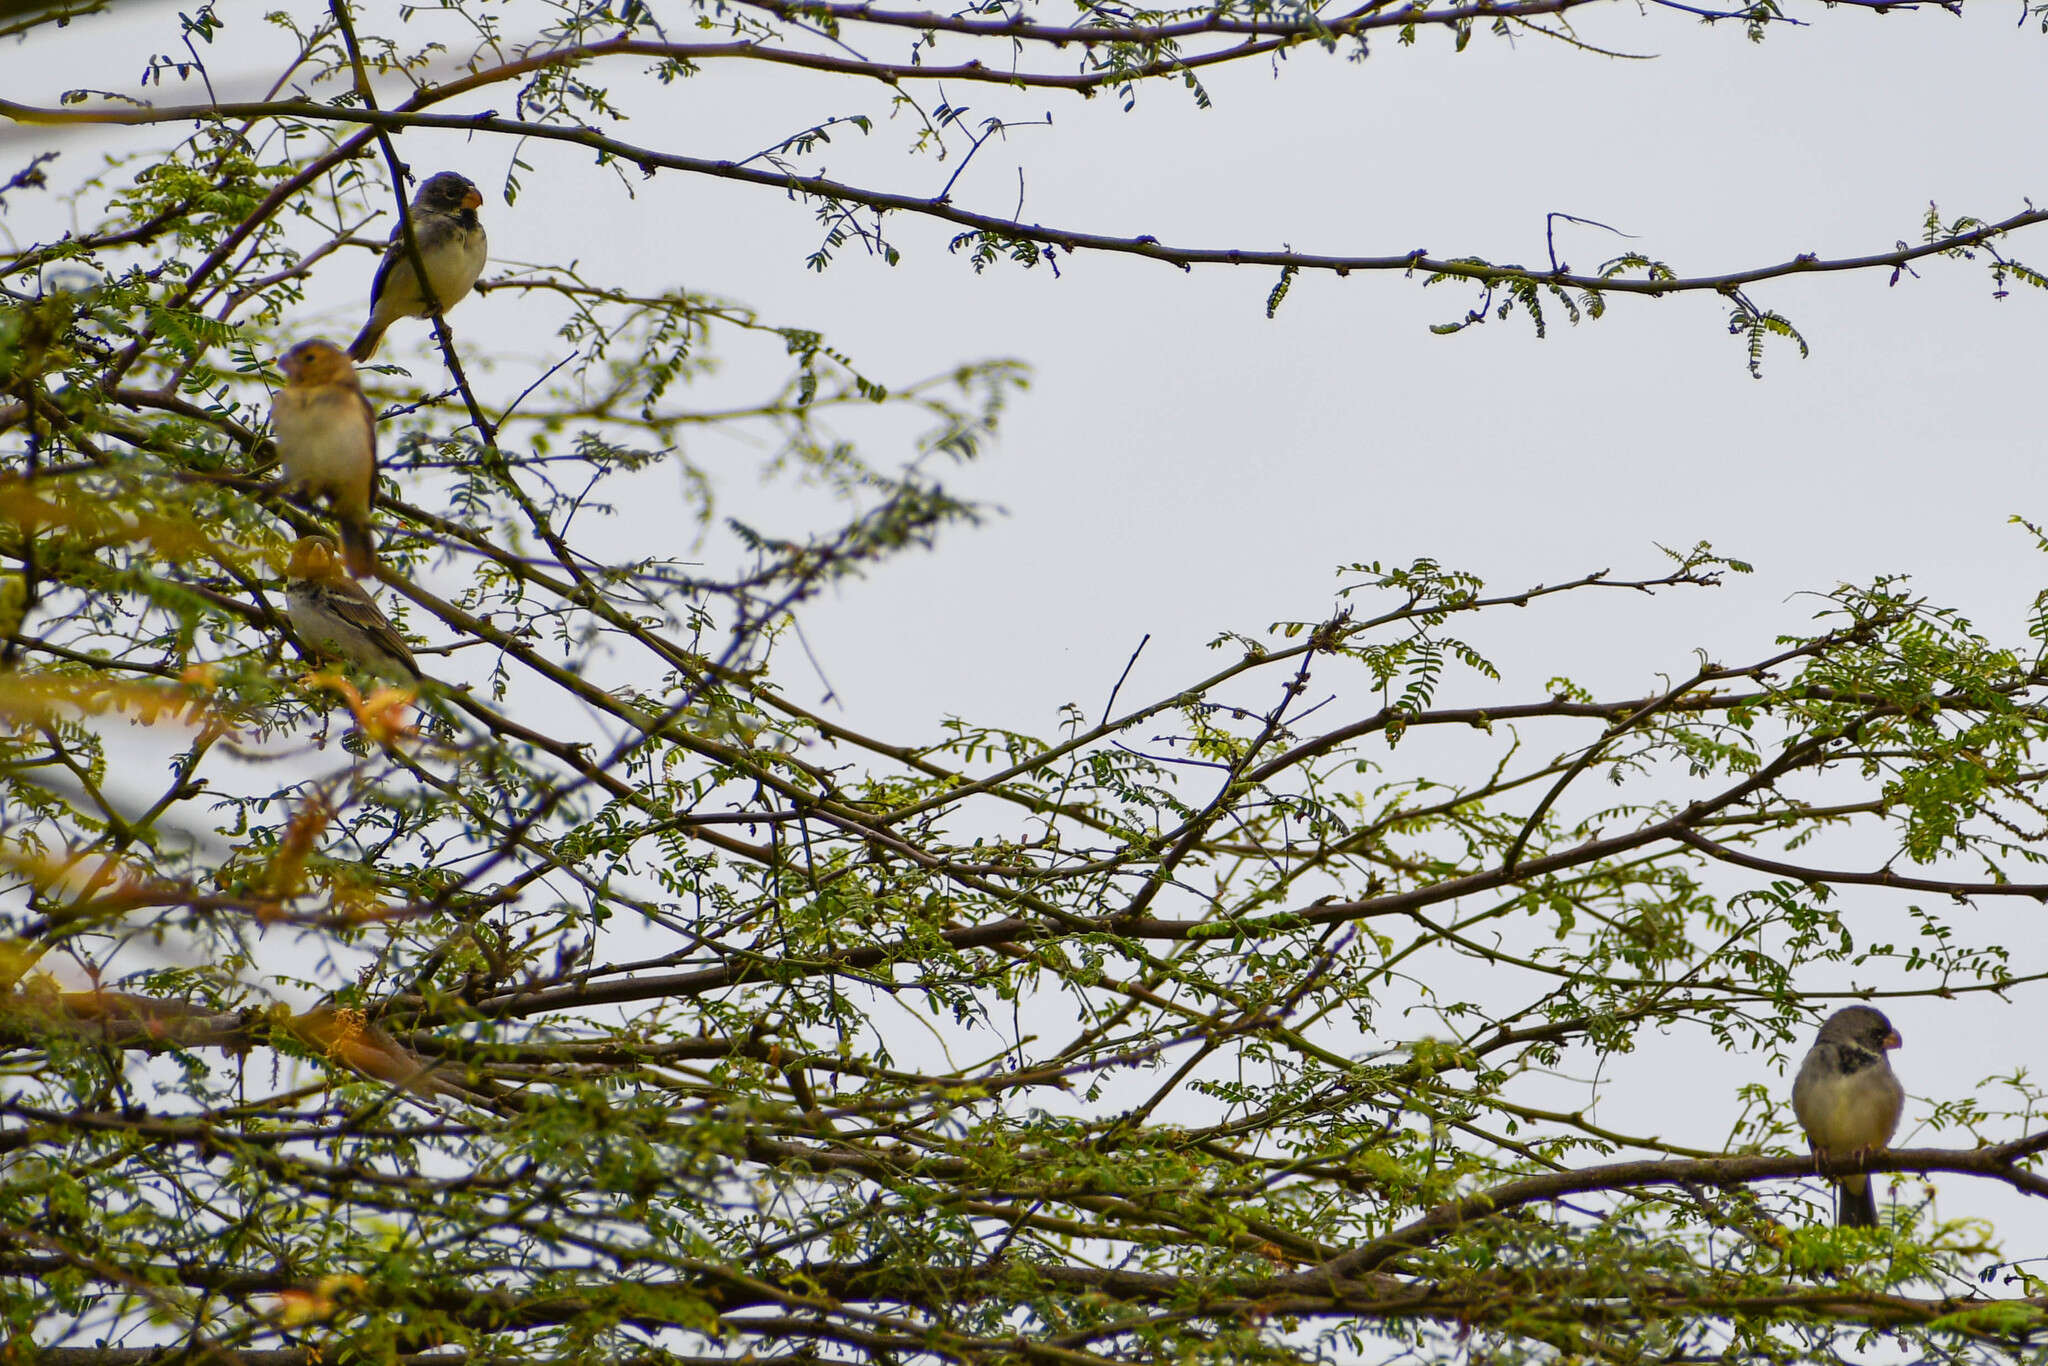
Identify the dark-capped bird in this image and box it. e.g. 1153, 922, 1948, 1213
1791, 1005, 1904, 1227
347, 171, 488, 362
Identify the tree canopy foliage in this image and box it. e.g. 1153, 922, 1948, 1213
4, 2, 2048, 1364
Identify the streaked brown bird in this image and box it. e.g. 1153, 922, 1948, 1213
284, 535, 418, 682
271, 339, 378, 577
347, 171, 488, 362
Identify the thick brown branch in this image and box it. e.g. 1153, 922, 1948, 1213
1309, 1131, 2048, 1283
1673, 826, 2048, 900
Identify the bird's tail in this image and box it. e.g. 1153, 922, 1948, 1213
347, 320, 385, 362
337, 514, 377, 579
1836, 1176, 1878, 1228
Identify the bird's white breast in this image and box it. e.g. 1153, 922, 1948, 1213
285, 583, 354, 657
1793, 1048, 1902, 1155
422, 223, 487, 308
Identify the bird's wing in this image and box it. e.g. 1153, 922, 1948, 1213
356, 386, 379, 491
367, 232, 405, 309
370, 209, 459, 305
327, 583, 417, 673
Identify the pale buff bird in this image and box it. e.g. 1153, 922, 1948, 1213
347, 171, 488, 361
283, 535, 418, 681
1791, 1005, 1904, 1227
291, 1005, 497, 1108
271, 339, 378, 577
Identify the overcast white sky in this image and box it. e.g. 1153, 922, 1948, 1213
479, 0, 2048, 742
6, 0, 2048, 1260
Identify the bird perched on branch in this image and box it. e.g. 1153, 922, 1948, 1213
289, 1004, 500, 1110
1791, 1004, 1904, 1227
271, 339, 378, 576
347, 171, 488, 362
284, 534, 418, 681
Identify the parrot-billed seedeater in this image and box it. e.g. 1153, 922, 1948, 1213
347, 171, 488, 362
1791, 1004, 1904, 1227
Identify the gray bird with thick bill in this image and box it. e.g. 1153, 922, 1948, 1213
1791, 1004, 1904, 1227
348, 171, 488, 361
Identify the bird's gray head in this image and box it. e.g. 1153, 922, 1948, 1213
1814, 1005, 1902, 1052
412, 172, 483, 216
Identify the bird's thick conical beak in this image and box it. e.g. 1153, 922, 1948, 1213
1883, 1030, 1902, 1050
288, 538, 336, 580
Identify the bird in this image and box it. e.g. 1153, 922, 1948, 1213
347, 171, 488, 362
289, 1005, 499, 1109
1791, 1004, 1904, 1227
270, 338, 378, 577
283, 534, 419, 682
